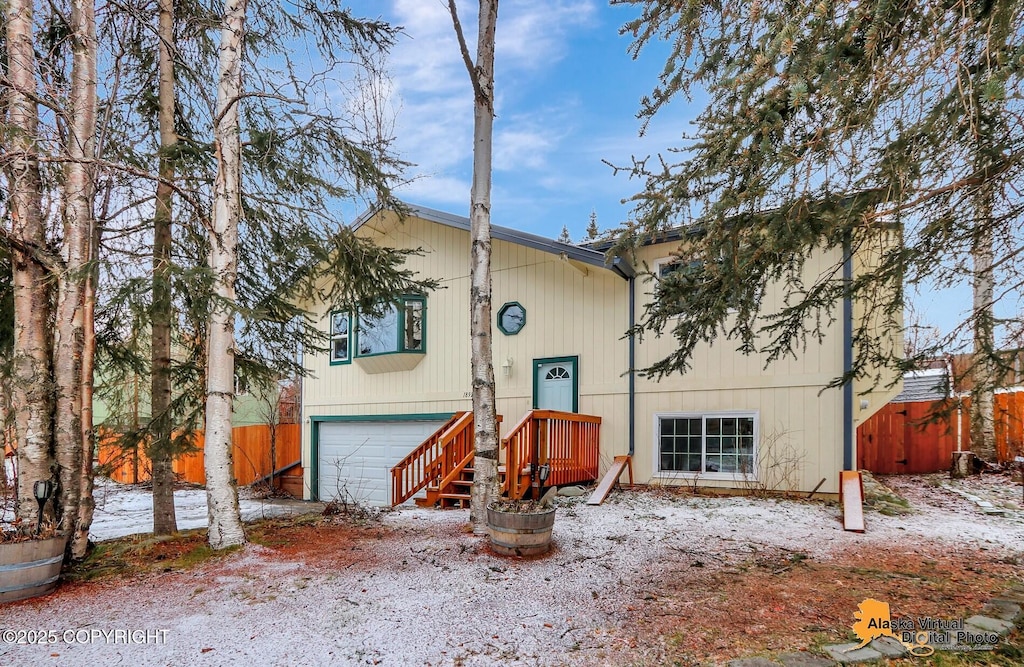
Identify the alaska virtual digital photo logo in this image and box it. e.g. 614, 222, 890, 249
851, 599, 1000, 656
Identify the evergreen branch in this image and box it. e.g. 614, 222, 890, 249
213, 91, 302, 128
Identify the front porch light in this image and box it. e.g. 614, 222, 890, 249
33, 479, 53, 535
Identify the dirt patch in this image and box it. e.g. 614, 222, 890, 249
624, 540, 1020, 665
883, 470, 1024, 514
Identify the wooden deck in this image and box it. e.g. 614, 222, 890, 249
502, 410, 601, 500
390, 410, 601, 507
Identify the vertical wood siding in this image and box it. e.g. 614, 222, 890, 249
300, 213, 899, 497
300, 212, 631, 495
629, 242, 848, 493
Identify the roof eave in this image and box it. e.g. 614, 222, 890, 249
355, 202, 635, 279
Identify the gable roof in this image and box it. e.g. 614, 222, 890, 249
353, 203, 635, 280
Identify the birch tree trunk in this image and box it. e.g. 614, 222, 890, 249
449, 0, 500, 532
53, 0, 98, 540
970, 194, 997, 464
151, 0, 179, 535
72, 217, 99, 558
967, 25, 1004, 466
204, 0, 248, 549
5, 0, 55, 527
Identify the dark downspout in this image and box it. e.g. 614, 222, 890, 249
628, 275, 636, 456
842, 238, 854, 471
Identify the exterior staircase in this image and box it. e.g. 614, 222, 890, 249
418, 464, 496, 509
390, 409, 601, 508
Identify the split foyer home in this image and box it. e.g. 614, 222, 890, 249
299, 204, 899, 506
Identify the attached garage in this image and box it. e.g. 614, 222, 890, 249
314, 416, 450, 505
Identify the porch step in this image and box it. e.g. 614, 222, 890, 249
464, 466, 508, 477
439, 492, 471, 509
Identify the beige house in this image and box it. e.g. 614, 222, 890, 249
300, 205, 897, 505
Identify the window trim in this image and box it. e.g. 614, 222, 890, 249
497, 301, 527, 335
353, 295, 427, 359
328, 310, 352, 366
652, 256, 701, 319
652, 410, 759, 482
653, 255, 759, 316
654, 256, 702, 278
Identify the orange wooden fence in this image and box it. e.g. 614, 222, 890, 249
957, 392, 1022, 462
98, 424, 301, 488
857, 391, 1022, 474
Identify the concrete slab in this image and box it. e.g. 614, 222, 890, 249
728, 658, 780, 667
868, 636, 907, 658
822, 643, 883, 664
776, 652, 836, 667
1001, 592, 1024, 604
982, 599, 1022, 622
964, 615, 1014, 635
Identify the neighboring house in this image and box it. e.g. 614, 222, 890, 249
93, 366, 287, 431
300, 204, 899, 505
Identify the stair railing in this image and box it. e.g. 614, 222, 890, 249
390, 412, 467, 505
501, 410, 601, 499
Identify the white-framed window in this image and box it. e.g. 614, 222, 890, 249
654, 412, 757, 481
329, 311, 351, 365
653, 257, 702, 319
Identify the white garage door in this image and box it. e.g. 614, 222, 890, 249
317, 419, 447, 506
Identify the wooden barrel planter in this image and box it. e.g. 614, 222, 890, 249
0, 535, 67, 604
487, 505, 555, 557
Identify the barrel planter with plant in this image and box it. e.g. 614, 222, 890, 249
487, 500, 555, 557
0, 533, 67, 604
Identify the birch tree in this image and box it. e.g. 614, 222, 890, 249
204, 0, 249, 549
4, 0, 56, 527
2, 0, 98, 549
57, 0, 99, 555
448, 0, 500, 531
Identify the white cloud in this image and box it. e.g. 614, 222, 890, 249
396, 173, 471, 209
496, 1, 598, 69
388, 1, 465, 95
494, 123, 558, 171
349, 0, 607, 215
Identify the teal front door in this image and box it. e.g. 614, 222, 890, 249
533, 356, 578, 412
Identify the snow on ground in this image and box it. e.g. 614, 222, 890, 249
87, 479, 315, 541
2, 477, 1023, 667
3, 479, 311, 538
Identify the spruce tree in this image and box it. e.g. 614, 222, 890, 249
585, 210, 600, 240
611, 1, 1023, 465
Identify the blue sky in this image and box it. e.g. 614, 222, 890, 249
339, 1, 1000, 346
344, 0, 679, 242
